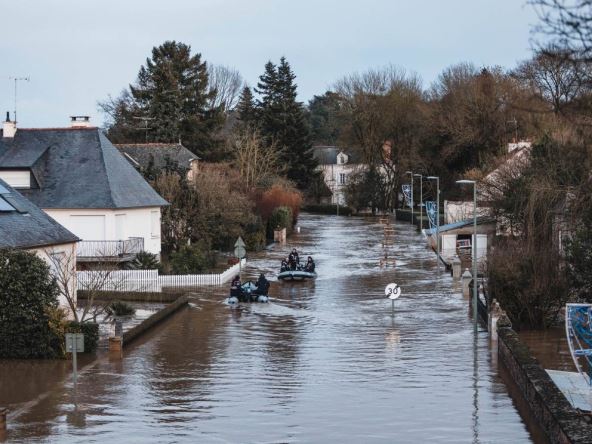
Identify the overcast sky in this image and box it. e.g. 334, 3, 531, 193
0, 0, 540, 128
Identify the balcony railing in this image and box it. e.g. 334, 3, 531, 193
77, 237, 144, 261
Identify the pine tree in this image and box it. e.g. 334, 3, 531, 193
104, 41, 223, 158
255, 57, 318, 189
236, 86, 256, 128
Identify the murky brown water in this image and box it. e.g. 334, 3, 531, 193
1, 214, 543, 443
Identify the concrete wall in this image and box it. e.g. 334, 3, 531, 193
29, 242, 78, 309
497, 324, 592, 443
46, 207, 162, 255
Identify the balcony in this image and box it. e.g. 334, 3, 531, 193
77, 237, 144, 262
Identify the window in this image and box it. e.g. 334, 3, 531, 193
151, 210, 160, 238
339, 173, 346, 184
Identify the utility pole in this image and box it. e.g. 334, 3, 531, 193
9, 76, 30, 123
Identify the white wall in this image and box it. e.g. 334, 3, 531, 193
45, 207, 162, 255
0, 170, 31, 188
29, 242, 78, 312
318, 163, 364, 205
444, 201, 490, 224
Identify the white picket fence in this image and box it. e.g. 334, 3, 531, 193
77, 259, 245, 292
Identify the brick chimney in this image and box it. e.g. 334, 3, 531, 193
2, 112, 16, 138
70, 115, 92, 128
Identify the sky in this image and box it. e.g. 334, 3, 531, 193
0, 0, 541, 128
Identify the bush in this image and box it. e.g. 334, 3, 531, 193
169, 242, 216, 274
267, 206, 293, 239
127, 251, 160, 270
243, 220, 267, 251
487, 240, 567, 329
0, 249, 62, 359
108, 301, 136, 317
257, 184, 302, 226
301, 203, 354, 216
66, 321, 99, 354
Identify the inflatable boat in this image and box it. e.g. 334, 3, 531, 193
277, 270, 317, 282
227, 281, 269, 304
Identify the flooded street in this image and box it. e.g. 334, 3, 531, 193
4, 214, 540, 443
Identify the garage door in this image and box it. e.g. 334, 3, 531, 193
67, 215, 106, 241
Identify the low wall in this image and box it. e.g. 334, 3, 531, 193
122, 295, 189, 346
78, 290, 183, 303
497, 324, 592, 443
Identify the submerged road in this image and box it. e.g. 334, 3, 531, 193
5, 214, 542, 443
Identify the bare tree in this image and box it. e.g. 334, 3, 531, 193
531, 0, 592, 60
514, 45, 592, 114
231, 128, 282, 191
208, 64, 244, 111
45, 249, 127, 323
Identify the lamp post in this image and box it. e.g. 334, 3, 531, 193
427, 176, 440, 271
414, 174, 423, 230
405, 171, 414, 225
457, 179, 478, 330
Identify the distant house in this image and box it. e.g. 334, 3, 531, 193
0, 115, 168, 264
0, 178, 79, 307
314, 146, 364, 205
115, 143, 200, 182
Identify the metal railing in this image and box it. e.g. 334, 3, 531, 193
77, 237, 144, 259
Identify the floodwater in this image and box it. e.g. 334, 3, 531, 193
2, 214, 543, 443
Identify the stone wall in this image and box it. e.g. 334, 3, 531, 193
497, 324, 592, 443
122, 295, 189, 346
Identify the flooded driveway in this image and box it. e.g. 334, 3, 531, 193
3, 214, 540, 443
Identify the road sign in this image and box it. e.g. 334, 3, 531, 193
234, 237, 246, 248
385, 283, 401, 300
65, 333, 84, 353
234, 245, 246, 259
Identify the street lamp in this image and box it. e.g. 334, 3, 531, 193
456, 179, 478, 330
405, 171, 414, 225
427, 176, 440, 271
413, 174, 423, 230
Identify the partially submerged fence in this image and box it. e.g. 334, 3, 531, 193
77, 259, 245, 292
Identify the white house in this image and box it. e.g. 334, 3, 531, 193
314, 146, 365, 205
0, 178, 79, 308
0, 114, 168, 265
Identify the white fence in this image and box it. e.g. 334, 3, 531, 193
77, 259, 245, 292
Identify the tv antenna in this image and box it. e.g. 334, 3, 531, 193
132, 116, 155, 142
8, 76, 30, 123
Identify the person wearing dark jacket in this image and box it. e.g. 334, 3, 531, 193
288, 249, 299, 270
254, 273, 270, 296
304, 256, 315, 273
230, 275, 242, 298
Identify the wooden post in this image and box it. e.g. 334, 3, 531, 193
109, 336, 123, 358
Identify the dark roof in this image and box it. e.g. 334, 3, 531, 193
115, 143, 198, 171
423, 216, 496, 236
0, 178, 79, 249
313, 146, 361, 165
0, 128, 168, 209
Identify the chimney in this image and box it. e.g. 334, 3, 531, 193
70, 115, 92, 128
2, 112, 16, 138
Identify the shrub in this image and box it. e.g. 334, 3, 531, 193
66, 321, 99, 354
0, 249, 62, 359
257, 184, 302, 226
108, 301, 136, 317
243, 220, 267, 251
127, 251, 160, 270
169, 242, 215, 274
267, 206, 293, 239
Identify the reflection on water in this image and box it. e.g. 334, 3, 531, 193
2, 214, 539, 443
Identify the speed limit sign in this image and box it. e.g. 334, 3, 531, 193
385, 283, 401, 300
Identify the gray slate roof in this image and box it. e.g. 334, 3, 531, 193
313, 146, 360, 165
115, 143, 198, 171
0, 128, 168, 209
0, 178, 79, 249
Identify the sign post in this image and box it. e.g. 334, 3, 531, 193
234, 236, 246, 280
385, 283, 402, 315
66, 333, 84, 383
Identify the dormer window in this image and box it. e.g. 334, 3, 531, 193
0, 170, 31, 189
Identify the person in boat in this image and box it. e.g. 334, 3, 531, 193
280, 258, 289, 272
304, 256, 315, 273
230, 275, 242, 299
288, 249, 299, 270
254, 273, 270, 296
